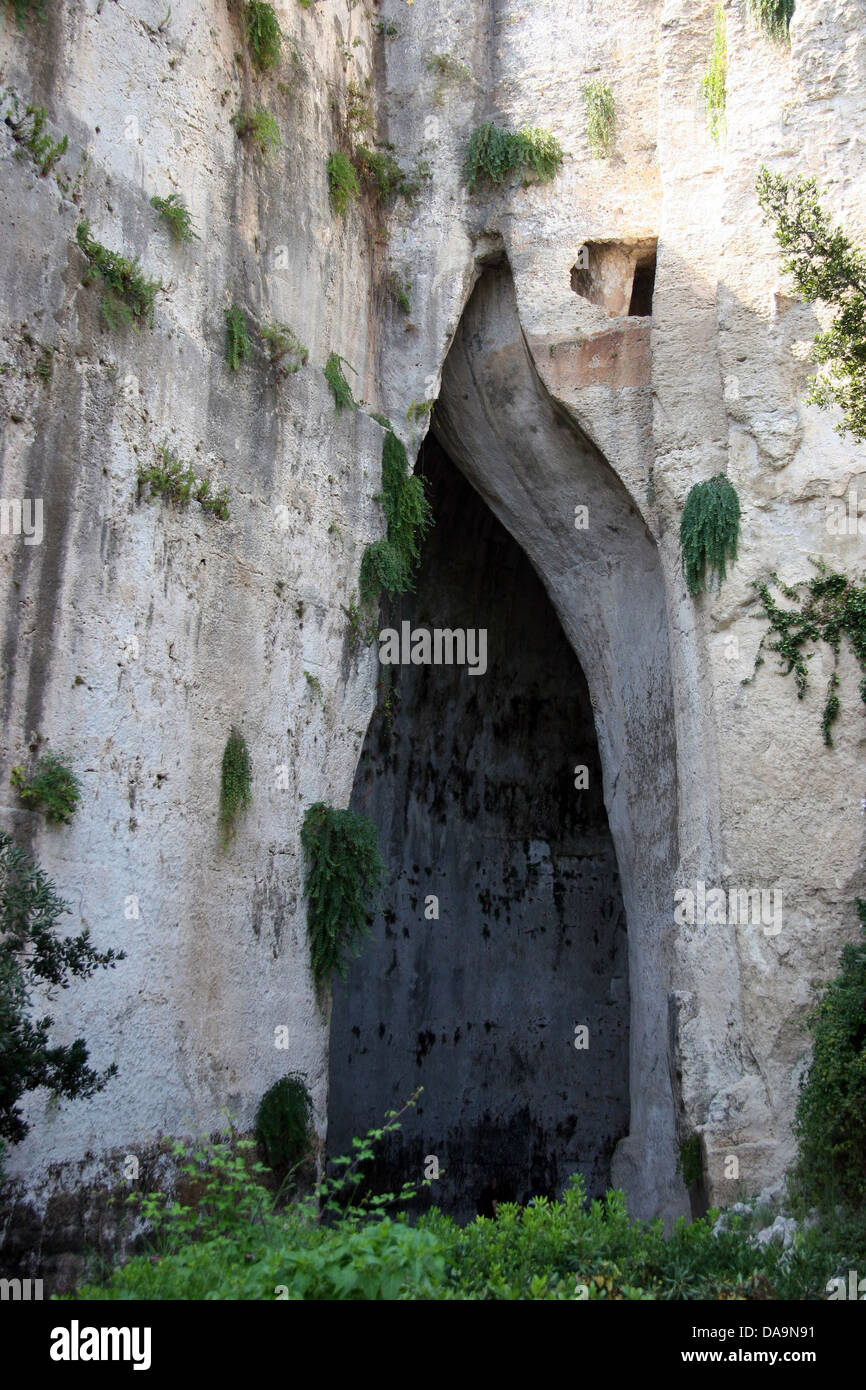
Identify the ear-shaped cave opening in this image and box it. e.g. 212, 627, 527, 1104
327, 442, 630, 1219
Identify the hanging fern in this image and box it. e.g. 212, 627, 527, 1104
463, 122, 563, 193
746, 0, 794, 42
301, 802, 386, 990
679, 475, 740, 596
219, 727, 251, 849
323, 352, 356, 411
744, 561, 866, 746
701, 5, 727, 144
359, 426, 434, 605
582, 81, 615, 159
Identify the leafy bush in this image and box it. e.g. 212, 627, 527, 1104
747, 0, 794, 41
353, 145, 403, 202
756, 167, 866, 443
150, 192, 199, 243
327, 151, 360, 216
745, 561, 866, 746
702, 5, 727, 143
11, 750, 80, 824
323, 351, 356, 411
0, 833, 123, 1146
219, 727, 251, 849
75, 220, 162, 332
260, 320, 308, 379
679, 474, 740, 596
359, 426, 433, 605
225, 303, 252, 371
464, 122, 564, 192
301, 802, 385, 989
582, 81, 615, 159
245, 0, 282, 71
138, 445, 229, 520
232, 106, 282, 159
792, 900, 866, 1210
255, 1074, 313, 1184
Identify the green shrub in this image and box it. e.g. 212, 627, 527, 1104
756, 167, 866, 443
75, 220, 162, 332
353, 145, 403, 202
679, 474, 740, 596
255, 1074, 313, 1182
0, 833, 123, 1146
11, 750, 80, 824
701, 5, 727, 144
260, 320, 308, 379
327, 151, 360, 216
464, 122, 564, 192
3, 95, 67, 175
792, 899, 866, 1209
232, 105, 282, 158
582, 81, 615, 159
301, 802, 385, 989
138, 445, 229, 520
225, 303, 252, 371
245, 0, 282, 71
323, 351, 356, 411
150, 192, 199, 243
3, 0, 45, 29
746, 0, 794, 41
219, 727, 251, 849
359, 426, 433, 606
745, 561, 866, 746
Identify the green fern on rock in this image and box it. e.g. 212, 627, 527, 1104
301, 802, 385, 990
359, 426, 433, 605
219, 727, 251, 849
679, 474, 740, 596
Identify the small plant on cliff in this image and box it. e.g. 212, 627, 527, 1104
11, 750, 81, 824
75, 220, 162, 332
3, 94, 68, 176
260, 320, 308, 379
3, 0, 45, 30
245, 0, 282, 71
463, 122, 564, 192
327, 151, 360, 216
679, 474, 740, 596
232, 105, 282, 159
323, 351, 356, 412
756, 167, 866, 443
701, 5, 727, 144
0, 832, 123, 1146
353, 145, 404, 203
219, 727, 252, 849
359, 426, 434, 606
747, 0, 795, 42
254, 1074, 313, 1185
582, 81, 615, 159
138, 445, 229, 520
791, 898, 866, 1210
676, 1134, 704, 1189
744, 560, 866, 746
301, 802, 386, 990
150, 192, 199, 244
225, 303, 252, 372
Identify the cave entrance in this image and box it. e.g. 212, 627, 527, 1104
327, 437, 630, 1221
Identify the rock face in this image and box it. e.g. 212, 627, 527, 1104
0, 0, 864, 1277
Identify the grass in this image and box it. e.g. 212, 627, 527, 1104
150, 192, 199, 243
225, 304, 252, 372
323, 352, 356, 412
75, 220, 162, 332
327, 151, 360, 216
260, 321, 308, 379
232, 106, 282, 159
582, 81, 615, 159
138, 445, 229, 520
245, 0, 282, 71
